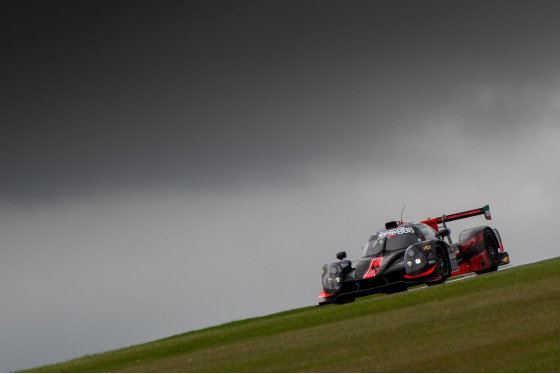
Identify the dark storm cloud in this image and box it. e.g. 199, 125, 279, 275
4, 0, 560, 203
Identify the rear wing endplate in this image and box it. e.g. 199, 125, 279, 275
420, 205, 491, 231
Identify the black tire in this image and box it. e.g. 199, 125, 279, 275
476, 229, 499, 274
427, 244, 451, 285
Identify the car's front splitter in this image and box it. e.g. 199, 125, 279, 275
318, 277, 425, 305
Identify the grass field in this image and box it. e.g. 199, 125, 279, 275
25, 257, 560, 372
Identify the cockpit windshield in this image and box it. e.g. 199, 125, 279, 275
362, 226, 422, 257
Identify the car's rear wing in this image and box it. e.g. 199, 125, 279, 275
420, 205, 491, 231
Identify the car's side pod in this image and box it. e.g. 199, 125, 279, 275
403, 240, 456, 280
456, 226, 509, 273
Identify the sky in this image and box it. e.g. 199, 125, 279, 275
2, 0, 560, 371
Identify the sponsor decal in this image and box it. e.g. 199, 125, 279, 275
461, 233, 483, 252
377, 226, 414, 239
449, 252, 459, 272
423, 245, 432, 251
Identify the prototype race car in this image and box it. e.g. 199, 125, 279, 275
318, 205, 510, 305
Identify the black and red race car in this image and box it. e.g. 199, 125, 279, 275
318, 205, 510, 305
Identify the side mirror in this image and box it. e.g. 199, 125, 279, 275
438, 228, 451, 237
336, 251, 347, 260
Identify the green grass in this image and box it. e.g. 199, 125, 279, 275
24, 258, 560, 372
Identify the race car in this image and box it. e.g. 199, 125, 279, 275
318, 205, 510, 305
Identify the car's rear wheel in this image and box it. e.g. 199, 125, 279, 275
476, 229, 499, 274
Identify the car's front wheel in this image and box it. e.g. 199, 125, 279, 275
427, 243, 451, 285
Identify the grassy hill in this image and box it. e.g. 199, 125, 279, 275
25, 257, 560, 372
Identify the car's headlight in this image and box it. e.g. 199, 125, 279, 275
322, 263, 343, 293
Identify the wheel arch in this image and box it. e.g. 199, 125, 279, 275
404, 239, 449, 279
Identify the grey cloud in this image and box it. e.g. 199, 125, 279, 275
5, 1, 560, 201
